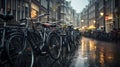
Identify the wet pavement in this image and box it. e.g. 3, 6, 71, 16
70, 36, 120, 67
39, 36, 120, 67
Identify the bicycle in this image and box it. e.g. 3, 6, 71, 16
31, 21, 62, 60
0, 13, 34, 67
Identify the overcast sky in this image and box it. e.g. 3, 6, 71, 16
66, 0, 88, 13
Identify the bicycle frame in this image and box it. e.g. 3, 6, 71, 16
39, 27, 50, 54
1, 22, 6, 48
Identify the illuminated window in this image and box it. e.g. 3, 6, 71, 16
31, 9, 38, 18
31, 3, 39, 18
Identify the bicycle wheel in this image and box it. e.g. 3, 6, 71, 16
6, 34, 34, 67
28, 31, 45, 56
47, 33, 62, 60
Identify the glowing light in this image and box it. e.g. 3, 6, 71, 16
93, 20, 96, 23
31, 9, 37, 18
100, 52, 104, 66
87, 25, 96, 30
100, 12, 104, 16
81, 20, 84, 22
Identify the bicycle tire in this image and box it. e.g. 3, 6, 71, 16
47, 32, 62, 60
6, 34, 34, 67
28, 30, 45, 55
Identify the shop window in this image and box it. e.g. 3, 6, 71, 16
31, 3, 39, 18
31, 9, 38, 18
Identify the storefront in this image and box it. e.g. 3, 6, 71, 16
105, 14, 113, 33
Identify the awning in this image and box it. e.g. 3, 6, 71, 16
87, 25, 96, 30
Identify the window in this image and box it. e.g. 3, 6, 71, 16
41, 0, 47, 9
31, 3, 39, 18
31, 9, 38, 18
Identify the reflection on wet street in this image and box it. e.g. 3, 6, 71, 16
70, 36, 120, 67
38, 36, 120, 67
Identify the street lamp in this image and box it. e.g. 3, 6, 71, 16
100, 11, 106, 32
100, 12, 104, 16
103, 0, 106, 32
93, 20, 96, 23
81, 20, 84, 22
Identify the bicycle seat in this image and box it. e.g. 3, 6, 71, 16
41, 23, 56, 28
0, 14, 14, 21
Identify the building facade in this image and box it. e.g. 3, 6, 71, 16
113, 0, 120, 30
105, 0, 114, 33
0, 0, 41, 22
0, 0, 59, 22
80, 0, 118, 33
0, 0, 80, 27
80, 7, 89, 28
88, 0, 96, 27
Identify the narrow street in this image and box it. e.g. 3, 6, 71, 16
70, 36, 120, 67
39, 36, 120, 67
1, 0, 120, 67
